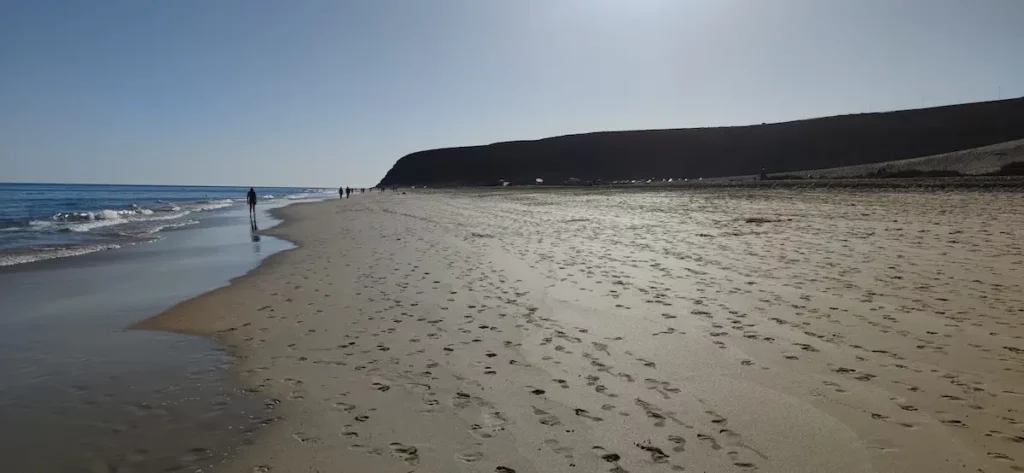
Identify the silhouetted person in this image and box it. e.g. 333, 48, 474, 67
339, 187, 344, 199
247, 188, 257, 216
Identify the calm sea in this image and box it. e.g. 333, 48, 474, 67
0, 183, 331, 266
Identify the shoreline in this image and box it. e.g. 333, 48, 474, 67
132, 199, 318, 337
0, 200, 303, 473
136, 190, 1024, 473
135, 198, 367, 473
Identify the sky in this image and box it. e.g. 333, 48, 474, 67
1, 0, 1022, 187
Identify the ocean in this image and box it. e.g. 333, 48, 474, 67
0, 183, 332, 266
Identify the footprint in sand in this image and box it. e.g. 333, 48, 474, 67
644, 378, 680, 399
291, 432, 320, 444
404, 382, 431, 393
340, 425, 359, 439
697, 433, 722, 450
636, 398, 684, 427
574, 408, 604, 422
665, 433, 686, 452
635, 441, 670, 463
452, 391, 473, 409
543, 438, 575, 457
986, 430, 1024, 444
592, 446, 621, 462
333, 401, 356, 412
471, 410, 511, 439
349, 444, 384, 456
456, 448, 484, 463
532, 406, 562, 426
388, 442, 419, 464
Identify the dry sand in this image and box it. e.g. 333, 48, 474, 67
139, 189, 1024, 473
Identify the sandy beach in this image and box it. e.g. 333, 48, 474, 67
141, 189, 1024, 473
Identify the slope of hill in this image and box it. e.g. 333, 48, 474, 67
377, 98, 1024, 187
772, 138, 1024, 179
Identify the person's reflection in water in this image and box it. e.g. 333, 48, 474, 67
249, 214, 262, 252
250, 213, 260, 241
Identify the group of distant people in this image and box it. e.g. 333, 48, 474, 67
338, 186, 397, 198
243, 184, 404, 233
240, 184, 410, 242
244, 185, 401, 217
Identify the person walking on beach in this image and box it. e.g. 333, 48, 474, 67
339, 187, 344, 199
247, 187, 257, 216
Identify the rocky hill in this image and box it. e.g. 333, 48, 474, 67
377, 98, 1024, 187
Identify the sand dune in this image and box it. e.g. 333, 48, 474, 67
783, 138, 1024, 178
141, 189, 1024, 473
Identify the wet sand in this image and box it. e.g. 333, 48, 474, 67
0, 204, 292, 472
142, 189, 1024, 473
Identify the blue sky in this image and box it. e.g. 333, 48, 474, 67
1, 0, 1022, 187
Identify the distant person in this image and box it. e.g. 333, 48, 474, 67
339, 187, 344, 199
247, 187, 257, 216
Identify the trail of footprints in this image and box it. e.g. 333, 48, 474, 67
230, 193, 1023, 472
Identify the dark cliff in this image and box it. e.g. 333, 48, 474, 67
378, 98, 1024, 187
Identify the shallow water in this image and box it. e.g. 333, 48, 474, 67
0, 203, 295, 472
0, 183, 327, 264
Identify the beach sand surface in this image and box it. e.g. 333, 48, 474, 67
140, 189, 1024, 473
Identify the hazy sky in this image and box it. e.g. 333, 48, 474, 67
1, 0, 1022, 187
